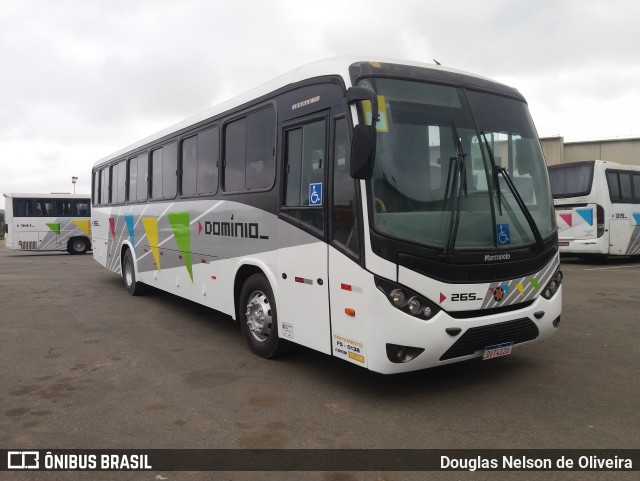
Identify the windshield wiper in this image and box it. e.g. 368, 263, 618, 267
481, 133, 545, 251
481, 132, 503, 216
443, 121, 466, 257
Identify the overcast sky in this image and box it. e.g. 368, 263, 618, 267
1, 0, 639, 209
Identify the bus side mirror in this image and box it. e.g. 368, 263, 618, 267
344, 86, 378, 180
351, 124, 375, 179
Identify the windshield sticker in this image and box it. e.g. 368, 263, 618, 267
497, 224, 511, 245
309, 183, 322, 206
361, 95, 389, 133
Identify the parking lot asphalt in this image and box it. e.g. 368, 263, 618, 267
0, 243, 638, 480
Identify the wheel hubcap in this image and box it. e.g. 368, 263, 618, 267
245, 291, 272, 342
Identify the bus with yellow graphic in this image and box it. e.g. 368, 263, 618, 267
3, 193, 92, 254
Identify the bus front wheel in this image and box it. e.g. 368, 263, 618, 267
122, 249, 146, 296
238, 274, 290, 359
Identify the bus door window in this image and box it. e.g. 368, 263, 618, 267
331, 117, 359, 257
282, 117, 327, 234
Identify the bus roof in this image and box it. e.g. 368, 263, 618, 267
93, 56, 519, 168
548, 160, 640, 172
3, 193, 91, 199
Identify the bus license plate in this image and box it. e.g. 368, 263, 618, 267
482, 342, 513, 360
559, 241, 569, 246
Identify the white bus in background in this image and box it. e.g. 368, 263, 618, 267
91, 57, 562, 374
548, 160, 640, 258
3, 193, 92, 254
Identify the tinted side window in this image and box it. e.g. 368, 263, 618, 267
151, 149, 163, 199
150, 143, 177, 200
246, 107, 275, 189
224, 106, 275, 192
197, 127, 219, 194
619, 173, 633, 202
606, 172, 620, 202
162, 143, 177, 199
182, 135, 198, 196
224, 118, 246, 191
75, 200, 91, 216
128, 156, 138, 201
100, 169, 110, 206
117, 160, 127, 204
634, 174, 640, 202
137, 153, 148, 201
93, 171, 100, 206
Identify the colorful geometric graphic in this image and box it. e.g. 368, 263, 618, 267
141, 217, 160, 269
530, 278, 539, 290
124, 213, 135, 245
516, 283, 525, 295
439, 292, 447, 303
576, 208, 593, 226
46, 223, 60, 235
72, 219, 91, 236
633, 213, 640, 225
109, 217, 116, 239
489, 284, 510, 302
559, 213, 572, 227
168, 212, 193, 281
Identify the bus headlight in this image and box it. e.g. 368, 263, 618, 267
391, 289, 406, 307
541, 269, 563, 300
408, 297, 421, 315
375, 277, 440, 320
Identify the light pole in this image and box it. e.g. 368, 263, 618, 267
72, 176, 78, 194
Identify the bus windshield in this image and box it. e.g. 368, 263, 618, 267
361, 77, 554, 250
548, 161, 595, 198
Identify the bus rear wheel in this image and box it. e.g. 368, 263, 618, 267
68, 237, 89, 255
238, 274, 289, 358
122, 249, 146, 296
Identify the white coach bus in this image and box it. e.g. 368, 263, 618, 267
3, 193, 92, 254
91, 57, 562, 374
548, 160, 640, 257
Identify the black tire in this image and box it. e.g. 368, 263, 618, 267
122, 248, 146, 296
68, 237, 89, 255
238, 273, 289, 358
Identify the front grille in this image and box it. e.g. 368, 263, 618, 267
440, 318, 539, 361
398, 248, 556, 284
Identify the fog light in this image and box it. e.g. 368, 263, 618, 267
391, 289, 406, 307
549, 280, 558, 294
386, 343, 426, 363
544, 288, 551, 298
423, 306, 433, 319
555, 271, 563, 284
408, 297, 421, 315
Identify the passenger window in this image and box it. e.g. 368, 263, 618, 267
224, 106, 275, 191
619, 173, 633, 202
182, 127, 219, 196
150, 143, 177, 199
282, 117, 326, 233
100, 169, 110, 206
606, 172, 620, 202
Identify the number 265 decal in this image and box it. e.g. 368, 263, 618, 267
451, 293, 482, 302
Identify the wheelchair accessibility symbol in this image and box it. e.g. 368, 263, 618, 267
497, 224, 510, 245
309, 183, 322, 206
